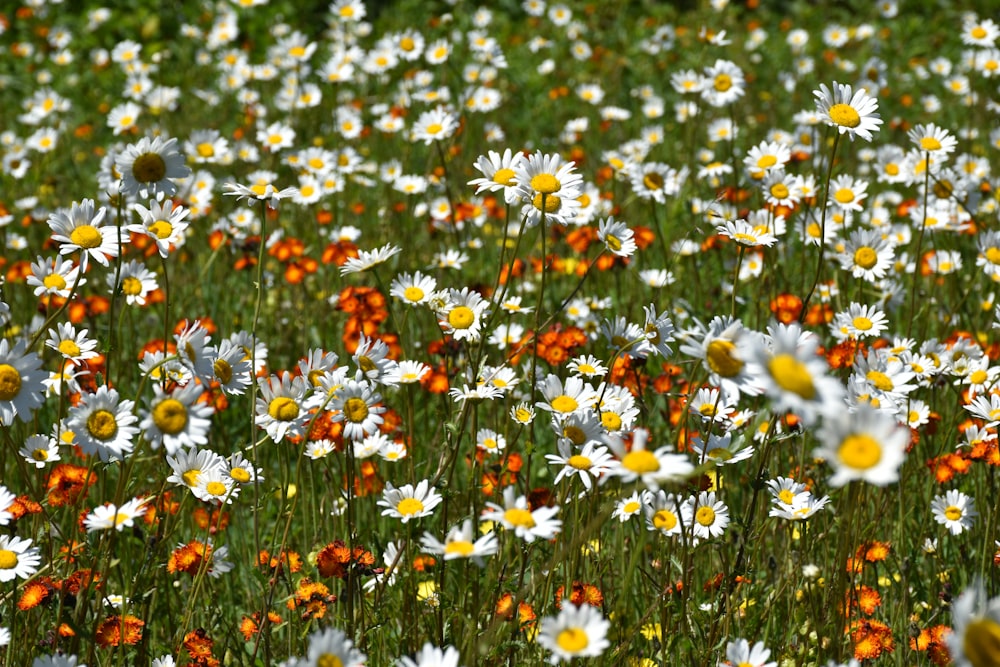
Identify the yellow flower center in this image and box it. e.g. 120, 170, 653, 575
920, 136, 942, 151
504, 507, 536, 528
444, 540, 474, 557
206, 480, 227, 496
605, 234, 622, 252
768, 354, 816, 399
70, 224, 102, 249
87, 409, 119, 441
530, 173, 560, 194
131, 152, 167, 184
532, 192, 561, 213
492, 167, 516, 186
149, 220, 173, 240
714, 73, 732, 92
652, 509, 677, 531
885, 163, 899, 176
448, 305, 475, 330
550, 395, 579, 413
58, 340, 81, 357
834, 188, 856, 204
623, 501, 640, 514
854, 246, 878, 270
964, 617, 1000, 667
153, 398, 188, 435
562, 425, 586, 445
643, 172, 664, 190
707, 448, 732, 461
32, 449, 48, 461
556, 627, 589, 653
970, 369, 989, 385
397, 497, 425, 516
403, 286, 425, 302
0, 550, 17, 569
706, 339, 743, 377
853, 316, 873, 331
196, 142, 215, 158
182, 469, 201, 487
122, 276, 143, 296
567, 455, 592, 470
778, 489, 795, 504
267, 396, 300, 421
601, 411, 622, 431
828, 102, 861, 128
425, 123, 443, 135
317, 655, 344, 667
695, 506, 716, 526
838, 434, 882, 470
214, 359, 233, 384
944, 505, 963, 521
44, 273, 67, 290
250, 183, 269, 197
621, 449, 660, 474
972, 26, 989, 40
769, 183, 789, 200
230, 467, 251, 483
342, 396, 369, 423
865, 370, 893, 392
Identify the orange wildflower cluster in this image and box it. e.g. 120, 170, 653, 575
168, 540, 216, 577
258, 549, 303, 575
849, 618, 895, 661
335, 285, 401, 357
192, 507, 230, 534
182, 628, 219, 667
495, 593, 536, 630
46, 463, 97, 507
7, 494, 43, 522
287, 578, 336, 620
555, 582, 604, 609
510, 324, 587, 367
910, 625, 952, 666
269, 236, 318, 285
477, 450, 522, 496
316, 540, 376, 579
95, 614, 144, 648
846, 585, 882, 617
239, 611, 283, 641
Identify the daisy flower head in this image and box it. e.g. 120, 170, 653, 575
20, 434, 60, 469
607, 428, 695, 491
639, 304, 676, 358
814, 81, 883, 141
513, 150, 584, 226
390, 271, 437, 307
814, 404, 909, 487
254, 373, 310, 443
419, 519, 498, 567
701, 59, 745, 107
568, 354, 607, 379
352, 333, 400, 386
45, 323, 99, 366
303, 627, 366, 667
0, 486, 17, 525
690, 432, 754, 467
0, 535, 42, 582
166, 447, 226, 492
116, 135, 191, 199
720, 639, 776, 667
210, 339, 253, 395
438, 287, 490, 342
28, 256, 85, 298
331, 378, 385, 441
830, 302, 889, 341
481, 487, 562, 543
140, 382, 214, 455
536, 602, 610, 664
744, 140, 791, 178
129, 199, 190, 258
68, 386, 139, 461
109, 259, 158, 306
828, 174, 868, 212
340, 243, 401, 275
545, 440, 615, 492
717, 218, 778, 247
378, 480, 443, 523
644, 490, 684, 536
412, 105, 459, 145
47, 198, 120, 268
597, 216, 636, 257
630, 162, 685, 203
0, 339, 48, 425
961, 15, 999, 47
931, 489, 977, 535
838, 228, 895, 282
223, 173, 298, 209
84, 497, 149, 533
908, 122, 957, 156
536, 374, 598, 418
746, 321, 845, 426
684, 491, 730, 539
468, 148, 525, 204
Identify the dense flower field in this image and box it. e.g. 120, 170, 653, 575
2, 0, 1000, 665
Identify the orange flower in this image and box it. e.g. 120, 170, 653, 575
849, 619, 894, 661
47, 463, 97, 507
18, 577, 56, 610
168, 540, 214, 576
862, 541, 891, 563
556, 582, 604, 608
258, 549, 302, 574
287, 578, 335, 620
182, 628, 219, 667
770, 293, 803, 324
95, 615, 144, 647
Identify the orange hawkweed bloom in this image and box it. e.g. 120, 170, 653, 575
182, 628, 218, 667
287, 578, 335, 620
95, 614, 144, 647
849, 619, 894, 661
18, 577, 56, 610
770, 293, 803, 324
168, 540, 214, 576
556, 581, 605, 608
47, 463, 97, 507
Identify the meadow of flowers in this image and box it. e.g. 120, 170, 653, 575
4, 0, 1000, 665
